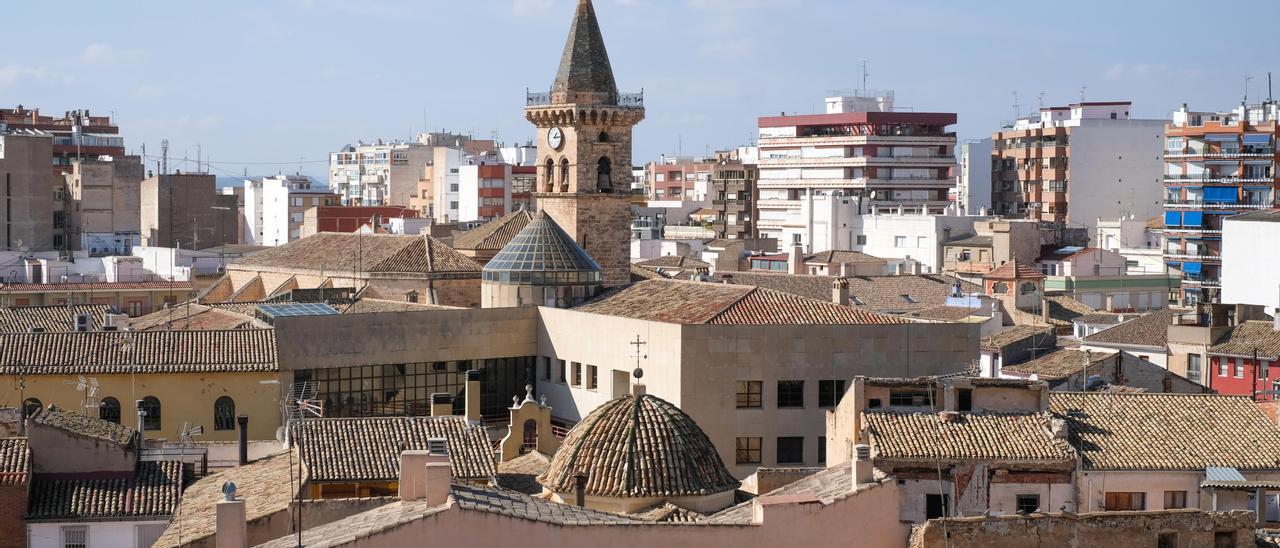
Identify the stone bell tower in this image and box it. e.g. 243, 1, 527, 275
525, 0, 644, 286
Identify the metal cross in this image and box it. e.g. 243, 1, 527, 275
630, 335, 647, 380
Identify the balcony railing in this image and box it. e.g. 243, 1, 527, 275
525, 90, 644, 107
1163, 174, 1274, 183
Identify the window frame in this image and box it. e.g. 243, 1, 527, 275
61, 525, 88, 548
141, 396, 161, 431
776, 380, 804, 408
735, 437, 762, 464
736, 380, 763, 408
776, 436, 804, 464
1015, 494, 1040, 514
818, 379, 846, 408
213, 396, 236, 431
1163, 490, 1187, 509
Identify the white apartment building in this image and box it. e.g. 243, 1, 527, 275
1221, 210, 1280, 314
755, 91, 958, 252
991, 101, 1166, 233
1096, 217, 1167, 276
958, 138, 993, 215
243, 175, 337, 246
849, 213, 986, 274
328, 139, 433, 206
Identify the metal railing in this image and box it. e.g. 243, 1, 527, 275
525, 90, 644, 107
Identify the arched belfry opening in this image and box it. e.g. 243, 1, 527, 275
597, 157, 613, 193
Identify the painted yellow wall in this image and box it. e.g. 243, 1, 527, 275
1, 371, 281, 442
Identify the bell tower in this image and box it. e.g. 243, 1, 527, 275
526, 0, 644, 286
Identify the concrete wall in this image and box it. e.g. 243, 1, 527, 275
0, 134, 54, 251
68, 156, 143, 251
25, 419, 136, 474
28, 520, 169, 548
851, 213, 980, 275
1223, 217, 1280, 313
1078, 470, 1203, 513
1066, 120, 1166, 234
910, 509, 1256, 548
140, 174, 236, 250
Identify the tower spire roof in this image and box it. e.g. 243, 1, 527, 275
552, 0, 618, 105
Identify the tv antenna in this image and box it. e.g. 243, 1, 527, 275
281, 380, 323, 424
177, 421, 204, 444
64, 375, 101, 414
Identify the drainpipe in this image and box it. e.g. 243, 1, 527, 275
237, 415, 249, 466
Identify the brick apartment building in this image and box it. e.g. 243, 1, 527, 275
0, 106, 124, 179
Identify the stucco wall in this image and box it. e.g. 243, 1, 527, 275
910, 509, 1255, 548
26, 420, 136, 474
28, 520, 169, 548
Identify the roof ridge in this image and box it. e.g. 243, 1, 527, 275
703, 285, 757, 324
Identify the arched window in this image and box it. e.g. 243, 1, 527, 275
99, 397, 121, 424
214, 396, 236, 431
522, 419, 538, 454
543, 158, 555, 192
598, 131, 610, 143
1020, 282, 1039, 295
559, 158, 570, 189
597, 157, 613, 193
141, 396, 161, 431
22, 398, 41, 419
992, 281, 1009, 294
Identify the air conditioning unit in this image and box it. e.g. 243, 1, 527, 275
74, 314, 92, 332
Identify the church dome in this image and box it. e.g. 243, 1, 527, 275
482, 211, 602, 285
538, 393, 739, 498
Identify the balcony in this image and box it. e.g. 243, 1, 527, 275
525, 90, 644, 107
757, 155, 954, 168
1164, 200, 1271, 209
759, 134, 955, 147
1163, 174, 1274, 183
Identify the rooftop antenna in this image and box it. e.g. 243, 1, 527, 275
1245, 75, 1255, 104
1011, 92, 1022, 120
160, 139, 169, 175
1079, 86, 1087, 103
1037, 91, 1046, 111
177, 421, 204, 444
858, 58, 869, 93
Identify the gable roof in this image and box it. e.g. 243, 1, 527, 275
451, 210, 534, 252
1082, 309, 1184, 349
984, 259, 1046, 280
708, 461, 871, 524
804, 250, 887, 265
154, 451, 301, 548
0, 329, 278, 375
231, 233, 480, 275
125, 304, 262, 331
1044, 295, 1097, 326
0, 304, 112, 333
27, 460, 183, 521
574, 279, 907, 325
864, 411, 1073, 464
1002, 350, 1112, 381
911, 305, 986, 322
292, 416, 495, 483
980, 325, 1054, 352
1050, 392, 1280, 471
712, 271, 981, 313
1208, 320, 1280, 359
30, 405, 138, 449
635, 255, 710, 270
0, 438, 29, 486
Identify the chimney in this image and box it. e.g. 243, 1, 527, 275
214, 487, 247, 548
789, 242, 805, 275
236, 415, 249, 466
430, 393, 453, 417
573, 473, 589, 507
465, 370, 482, 425
832, 278, 850, 306
943, 384, 958, 412
1041, 297, 1051, 324
399, 447, 452, 505
852, 444, 874, 490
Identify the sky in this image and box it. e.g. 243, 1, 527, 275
2, 0, 1278, 182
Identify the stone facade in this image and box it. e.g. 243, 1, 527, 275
910, 509, 1257, 548
535, 194, 631, 286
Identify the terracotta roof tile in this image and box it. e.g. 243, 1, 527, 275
27, 460, 183, 520
804, 250, 887, 265
713, 272, 980, 314
1002, 349, 1111, 380
452, 210, 534, 251
231, 233, 480, 275
539, 394, 739, 498
155, 451, 301, 547
0, 305, 111, 333
629, 264, 669, 281
496, 451, 552, 495
1050, 392, 1280, 471
31, 405, 138, 448
912, 305, 985, 322
293, 416, 495, 483
1083, 309, 1184, 349
0, 281, 192, 292
984, 260, 1045, 280
340, 298, 461, 314
981, 325, 1055, 351
1045, 295, 1097, 326
0, 438, 29, 486
864, 411, 1074, 463
1208, 321, 1280, 359
126, 304, 261, 331
574, 279, 906, 325
635, 255, 710, 269
0, 329, 277, 375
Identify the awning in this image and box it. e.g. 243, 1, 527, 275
1206, 134, 1238, 141
1182, 262, 1203, 274
1183, 211, 1204, 226
1165, 211, 1182, 226
1244, 134, 1272, 144
1204, 187, 1238, 203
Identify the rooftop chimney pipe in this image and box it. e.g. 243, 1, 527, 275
236, 415, 249, 466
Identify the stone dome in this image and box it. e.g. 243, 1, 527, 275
537, 393, 739, 498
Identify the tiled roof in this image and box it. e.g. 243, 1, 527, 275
912, 305, 985, 322
1083, 309, 1183, 349
629, 264, 669, 281
981, 325, 1055, 351
635, 502, 706, 523
944, 234, 992, 247
451, 210, 534, 251
635, 255, 710, 269
1050, 392, 1280, 471
539, 393, 739, 498
804, 250, 887, 265
154, 451, 301, 548
340, 298, 460, 314
0, 329, 278, 375
984, 260, 1045, 280
864, 411, 1074, 463
126, 304, 261, 331
574, 279, 906, 325
27, 460, 183, 520
497, 451, 552, 495
0, 304, 111, 333
232, 233, 480, 275
0, 438, 29, 486
712, 271, 981, 313
708, 461, 871, 524
293, 416, 496, 483
0, 281, 192, 293
1002, 349, 1111, 380
31, 405, 137, 448
1074, 313, 1125, 326
1208, 321, 1280, 359
1045, 295, 1097, 326
453, 484, 644, 524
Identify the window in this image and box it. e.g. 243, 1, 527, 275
558, 360, 566, 383
572, 362, 582, 386
1158, 533, 1178, 548
127, 301, 143, 317
894, 236, 907, 248
1261, 360, 1271, 379
736, 381, 762, 408
99, 397, 121, 424
1218, 358, 1229, 377
776, 437, 804, 464
925, 494, 950, 520
1163, 490, 1187, 509
856, 235, 867, 245
818, 380, 846, 408
136, 523, 168, 548
141, 396, 161, 431
736, 437, 762, 464
542, 357, 552, 381
587, 365, 598, 390
1015, 494, 1040, 514
1104, 492, 1145, 511
957, 389, 973, 411
1215, 532, 1236, 548
62, 525, 87, 548
1188, 355, 1202, 383
1235, 358, 1245, 378
890, 390, 930, 407
22, 398, 42, 418
214, 397, 236, 431
818, 437, 827, 464
777, 381, 804, 408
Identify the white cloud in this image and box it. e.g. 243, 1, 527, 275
80, 43, 146, 66
0, 65, 72, 91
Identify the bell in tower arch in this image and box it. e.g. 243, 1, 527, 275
597, 157, 613, 193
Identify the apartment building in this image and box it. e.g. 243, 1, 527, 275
243, 174, 338, 246
0, 106, 123, 178
65, 156, 144, 255
458, 164, 536, 223
958, 138, 993, 215
1164, 101, 1280, 305
991, 101, 1165, 231
329, 133, 491, 207
755, 91, 957, 251
139, 173, 238, 250
0, 131, 55, 251
709, 148, 758, 239
646, 156, 714, 200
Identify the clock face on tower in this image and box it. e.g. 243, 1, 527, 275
548, 127, 564, 150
